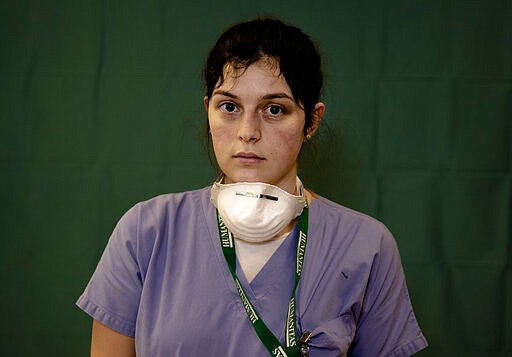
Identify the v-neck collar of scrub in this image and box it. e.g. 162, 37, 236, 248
236, 225, 298, 300
201, 187, 300, 341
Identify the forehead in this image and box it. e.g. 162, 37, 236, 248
216, 59, 292, 95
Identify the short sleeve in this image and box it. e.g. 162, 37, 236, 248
349, 229, 428, 357
76, 204, 143, 337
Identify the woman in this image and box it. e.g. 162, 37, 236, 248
77, 18, 428, 356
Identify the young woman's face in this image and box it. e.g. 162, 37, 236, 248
205, 59, 316, 194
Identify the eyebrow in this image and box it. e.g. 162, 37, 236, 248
212, 90, 239, 99
261, 93, 294, 101
212, 90, 294, 102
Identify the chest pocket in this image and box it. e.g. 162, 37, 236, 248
306, 314, 355, 357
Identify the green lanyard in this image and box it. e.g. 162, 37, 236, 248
216, 206, 309, 357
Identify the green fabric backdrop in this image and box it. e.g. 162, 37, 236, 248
1, 0, 511, 356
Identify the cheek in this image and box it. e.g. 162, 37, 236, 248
209, 124, 231, 159
208, 115, 221, 141
209, 129, 223, 153
210, 120, 230, 138
269, 127, 304, 159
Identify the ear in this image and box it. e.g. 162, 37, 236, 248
203, 96, 210, 112
306, 102, 325, 138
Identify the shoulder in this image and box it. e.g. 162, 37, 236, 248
120, 187, 211, 225
309, 194, 395, 252
104, 186, 214, 277
110, 187, 212, 250
311, 194, 385, 227
137, 186, 210, 213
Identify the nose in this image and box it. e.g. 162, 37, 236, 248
237, 111, 261, 143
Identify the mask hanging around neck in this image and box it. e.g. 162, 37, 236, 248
210, 177, 307, 243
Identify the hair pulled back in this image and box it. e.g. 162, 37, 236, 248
203, 17, 323, 134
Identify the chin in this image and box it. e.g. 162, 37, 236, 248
224, 172, 270, 184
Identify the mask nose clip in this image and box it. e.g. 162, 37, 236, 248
258, 193, 278, 201
235, 191, 279, 201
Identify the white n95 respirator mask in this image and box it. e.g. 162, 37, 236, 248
210, 177, 307, 242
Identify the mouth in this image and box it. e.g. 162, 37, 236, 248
233, 152, 265, 163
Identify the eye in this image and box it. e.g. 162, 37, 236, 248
220, 102, 238, 113
266, 105, 285, 116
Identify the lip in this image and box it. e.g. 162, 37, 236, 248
233, 151, 265, 164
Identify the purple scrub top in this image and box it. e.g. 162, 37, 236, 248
77, 187, 427, 356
